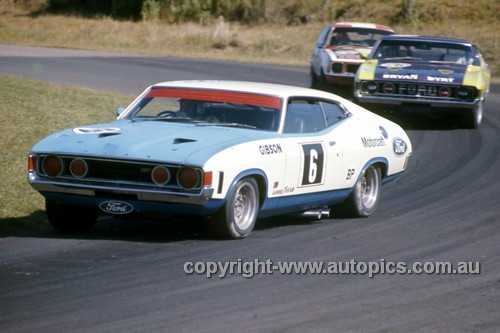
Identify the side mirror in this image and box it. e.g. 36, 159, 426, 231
360, 52, 369, 59
116, 107, 125, 117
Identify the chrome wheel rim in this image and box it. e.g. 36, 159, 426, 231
233, 183, 257, 230
359, 167, 379, 209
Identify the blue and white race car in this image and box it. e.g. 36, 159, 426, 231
28, 81, 412, 238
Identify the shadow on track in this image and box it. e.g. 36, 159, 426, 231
0, 211, 211, 242
0, 210, 339, 242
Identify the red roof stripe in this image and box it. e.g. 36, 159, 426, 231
333, 23, 394, 32
146, 88, 282, 109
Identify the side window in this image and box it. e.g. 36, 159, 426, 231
316, 25, 331, 47
320, 101, 346, 127
283, 100, 326, 134
472, 46, 483, 66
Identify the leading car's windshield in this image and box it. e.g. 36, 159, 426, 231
372, 40, 475, 65
329, 28, 394, 47
125, 87, 282, 131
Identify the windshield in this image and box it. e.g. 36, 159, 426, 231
125, 87, 282, 131
372, 40, 475, 64
329, 28, 394, 47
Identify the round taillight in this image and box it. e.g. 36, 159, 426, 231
70, 158, 88, 178
364, 81, 378, 94
438, 86, 451, 97
177, 167, 200, 189
331, 63, 342, 73
382, 82, 395, 94
151, 165, 170, 185
456, 87, 470, 100
42, 155, 63, 177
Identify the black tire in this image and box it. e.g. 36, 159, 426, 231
342, 165, 381, 217
309, 66, 319, 89
309, 67, 327, 89
461, 104, 483, 129
211, 178, 259, 239
45, 199, 98, 233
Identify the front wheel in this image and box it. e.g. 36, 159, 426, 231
309, 66, 319, 88
461, 103, 483, 129
342, 165, 381, 217
45, 199, 98, 233
211, 178, 259, 239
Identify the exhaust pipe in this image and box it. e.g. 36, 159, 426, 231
301, 208, 330, 220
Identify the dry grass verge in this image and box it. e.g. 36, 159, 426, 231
0, 75, 132, 223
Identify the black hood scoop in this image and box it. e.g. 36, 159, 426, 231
173, 138, 197, 144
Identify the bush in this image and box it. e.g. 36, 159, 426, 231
47, 0, 142, 19
32, 0, 500, 25
111, 0, 142, 20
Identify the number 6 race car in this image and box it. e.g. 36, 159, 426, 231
28, 81, 412, 239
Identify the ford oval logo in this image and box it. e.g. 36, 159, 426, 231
99, 200, 133, 215
393, 138, 407, 156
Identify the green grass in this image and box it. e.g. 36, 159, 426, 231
0, 76, 132, 227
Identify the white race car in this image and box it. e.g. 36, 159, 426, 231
310, 22, 395, 88
28, 81, 412, 238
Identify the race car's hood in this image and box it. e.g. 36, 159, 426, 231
374, 59, 467, 84
31, 119, 277, 166
327, 45, 372, 60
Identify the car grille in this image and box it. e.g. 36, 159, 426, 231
346, 64, 360, 74
35, 155, 203, 194
359, 80, 478, 102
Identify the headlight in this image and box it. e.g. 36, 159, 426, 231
70, 158, 88, 178
177, 167, 200, 189
331, 63, 343, 73
42, 155, 63, 177
151, 165, 170, 186
456, 87, 472, 100
382, 83, 395, 94
438, 86, 451, 97
363, 81, 378, 94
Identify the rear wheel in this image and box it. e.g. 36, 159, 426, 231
211, 178, 259, 239
45, 199, 98, 233
342, 165, 381, 217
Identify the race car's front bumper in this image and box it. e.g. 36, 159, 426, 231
354, 92, 481, 109
324, 73, 356, 85
28, 172, 214, 205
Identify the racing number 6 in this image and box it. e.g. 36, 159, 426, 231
308, 149, 318, 183
301, 143, 324, 186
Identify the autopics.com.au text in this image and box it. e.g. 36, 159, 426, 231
184, 259, 480, 278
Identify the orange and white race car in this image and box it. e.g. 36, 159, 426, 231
309, 22, 395, 89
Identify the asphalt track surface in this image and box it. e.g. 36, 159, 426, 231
1, 45, 499, 332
